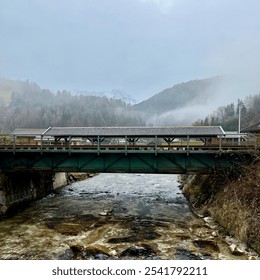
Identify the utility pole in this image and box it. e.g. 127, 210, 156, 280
238, 102, 241, 133
238, 101, 242, 144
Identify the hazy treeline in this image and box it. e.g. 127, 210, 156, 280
194, 93, 260, 130
0, 78, 259, 133
0, 82, 145, 133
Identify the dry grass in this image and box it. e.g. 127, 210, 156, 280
182, 156, 260, 253
210, 178, 260, 252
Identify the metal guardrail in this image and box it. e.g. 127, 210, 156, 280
0, 143, 258, 155
1, 132, 258, 155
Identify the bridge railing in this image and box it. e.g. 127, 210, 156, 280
0, 133, 258, 154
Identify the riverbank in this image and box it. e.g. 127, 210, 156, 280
179, 159, 260, 255
0, 172, 70, 216
0, 172, 96, 216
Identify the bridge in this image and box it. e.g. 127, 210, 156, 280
0, 126, 258, 174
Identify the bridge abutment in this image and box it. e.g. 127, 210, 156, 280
0, 172, 68, 215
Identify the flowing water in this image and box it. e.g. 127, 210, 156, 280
0, 173, 258, 260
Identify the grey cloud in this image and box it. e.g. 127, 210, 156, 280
0, 0, 259, 102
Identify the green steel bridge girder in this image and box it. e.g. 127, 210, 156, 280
0, 151, 245, 174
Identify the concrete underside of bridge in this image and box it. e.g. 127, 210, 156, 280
0, 151, 244, 174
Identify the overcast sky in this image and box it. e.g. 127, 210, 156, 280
1, 0, 260, 101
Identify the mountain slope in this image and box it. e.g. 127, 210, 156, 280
133, 77, 223, 115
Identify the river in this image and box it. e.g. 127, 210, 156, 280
0, 173, 258, 260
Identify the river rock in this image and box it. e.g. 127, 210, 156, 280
193, 240, 219, 252
120, 245, 156, 258
99, 209, 113, 216
248, 256, 257, 260
229, 244, 244, 255
70, 244, 85, 253
203, 216, 218, 229
110, 249, 117, 256
175, 248, 201, 260
0, 205, 7, 215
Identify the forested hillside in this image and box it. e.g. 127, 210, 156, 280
194, 93, 260, 130
132, 76, 259, 129
0, 79, 144, 132
133, 77, 223, 115
132, 77, 228, 125
1, 77, 259, 133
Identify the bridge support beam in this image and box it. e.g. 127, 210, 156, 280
0, 151, 244, 174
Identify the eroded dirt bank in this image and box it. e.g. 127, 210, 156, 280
179, 160, 260, 254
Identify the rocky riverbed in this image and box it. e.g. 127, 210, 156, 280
0, 173, 258, 260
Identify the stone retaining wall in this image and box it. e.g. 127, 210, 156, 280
0, 172, 68, 215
